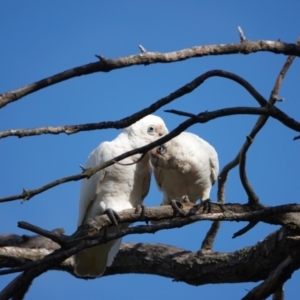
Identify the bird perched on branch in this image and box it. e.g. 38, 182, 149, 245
74, 115, 168, 277
150, 131, 219, 209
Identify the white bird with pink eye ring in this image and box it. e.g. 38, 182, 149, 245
74, 115, 168, 277
150, 131, 219, 210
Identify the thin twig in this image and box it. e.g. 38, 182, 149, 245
293, 135, 300, 140
271, 38, 300, 100
239, 136, 260, 207
17, 222, 68, 247
232, 221, 259, 239
138, 45, 147, 53
237, 26, 247, 42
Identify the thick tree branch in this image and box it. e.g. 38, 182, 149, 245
1, 40, 299, 109
2, 202, 300, 275
1, 203, 300, 299
1, 227, 300, 289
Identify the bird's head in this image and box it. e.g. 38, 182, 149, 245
150, 135, 191, 173
150, 143, 171, 168
125, 115, 168, 148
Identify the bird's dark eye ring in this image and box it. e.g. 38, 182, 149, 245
157, 146, 166, 154
147, 125, 155, 136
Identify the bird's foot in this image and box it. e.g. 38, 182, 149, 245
135, 204, 148, 224
197, 248, 215, 256
202, 199, 226, 213
170, 199, 186, 217
103, 208, 120, 228
181, 195, 190, 203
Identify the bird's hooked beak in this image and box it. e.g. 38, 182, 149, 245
157, 124, 168, 137
150, 151, 159, 167
150, 147, 158, 156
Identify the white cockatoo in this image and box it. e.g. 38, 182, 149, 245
150, 131, 219, 206
74, 115, 168, 277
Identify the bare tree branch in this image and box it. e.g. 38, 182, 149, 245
165, 107, 300, 132
243, 256, 297, 300
1, 36, 300, 299
199, 220, 221, 252
272, 284, 285, 300
271, 38, 300, 100
2, 202, 300, 276
1, 201, 300, 299
239, 136, 260, 207
293, 134, 300, 140
206, 41, 300, 249
0, 231, 63, 252
232, 221, 258, 239
1, 40, 300, 109
0, 69, 269, 140
1, 227, 300, 295
2, 104, 299, 204
218, 39, 298, 199
17, 222, 67, 247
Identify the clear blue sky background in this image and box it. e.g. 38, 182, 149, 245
1, 1, 300, 299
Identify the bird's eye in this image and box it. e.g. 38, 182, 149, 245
157, 145, 166, 154
147, 125, 156, 136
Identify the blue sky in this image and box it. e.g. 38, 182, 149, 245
1, 1, 300, 299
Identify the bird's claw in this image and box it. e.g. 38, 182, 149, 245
103, 208, 120, 228
181, 195, 190, 203
135, 204, 148, 224
202, 199, 227, 213
170, 199, 186, 217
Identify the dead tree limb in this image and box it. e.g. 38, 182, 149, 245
1, 40, 300, 109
